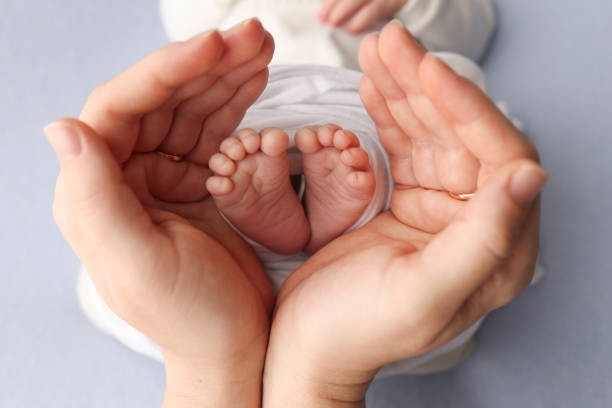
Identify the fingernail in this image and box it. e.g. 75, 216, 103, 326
44, 122, 81, 161
390, 19, 405, 28
191, 29, 217, 41
508, 163, 548, 207
241, 17, 260, 26
425, 52, 449, 69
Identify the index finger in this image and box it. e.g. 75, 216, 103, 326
79, 30, 224, 162
80, 19, 268, 162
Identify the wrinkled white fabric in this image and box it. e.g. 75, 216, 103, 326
159, 0, 496, 68
78, 60, 541, 378
234, 65, 393, 289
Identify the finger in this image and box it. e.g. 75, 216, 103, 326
415, 160, 547, 311
376, 21, 478, 192
359, 75, 419, 187
389, 187, 464, 233
186, 68, 270, 166
486, 198, 541, 310
428, 201, 541, 351
157, 31, 274, 156
134, 27, 272, 155
46, 119, 168, 288
419, 53, 539, 172
81, 18, 268, 163
359, 30, 440, 189
327, 0, 369, 26
345, 1, 381, 33
80, 30, 225, 161
359, 33, 406, 100
122, 153, 212, 204
318, 0, 338, 21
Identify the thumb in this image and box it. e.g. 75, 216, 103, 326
417, 159, 547, 309
46, 118, 159, 279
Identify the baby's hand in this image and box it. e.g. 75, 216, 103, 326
318, 0, 409, 34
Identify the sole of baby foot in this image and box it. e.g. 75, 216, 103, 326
296, 125, 376, 254
206, 128, 310, 255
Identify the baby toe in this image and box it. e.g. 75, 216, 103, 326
220, 137, 246, 161
209, 153, 237, 176
316, 124, 341, 147
260, 127, 289, 157
333, 129, 360, 150
237, 128, 261, 154
341, 147, 371, 172
205, 175, 234, 196
295, 127, 323, 154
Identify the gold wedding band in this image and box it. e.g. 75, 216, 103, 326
448, 192, 476, 201
156, 151, 183, 162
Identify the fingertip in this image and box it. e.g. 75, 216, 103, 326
358, 33, 379, 71
185, 29, 222, 50
44, 119, 82, 163
237, 17, 263, 31
508, 161, 547, 208
381, 19, 410, 41
419, 52, 485, 125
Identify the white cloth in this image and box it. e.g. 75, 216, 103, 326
235, 65, 392, 289
159, 0, 496, 68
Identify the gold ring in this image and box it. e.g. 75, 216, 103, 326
448, 192, 476, 201
156, 151, 183, 162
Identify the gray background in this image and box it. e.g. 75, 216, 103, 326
1, 0, 611, 406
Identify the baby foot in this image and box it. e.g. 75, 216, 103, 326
296, 125, 376, 253
206, 128, 310, 254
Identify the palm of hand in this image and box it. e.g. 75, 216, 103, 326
75, 21, 276, 361
272, 23, 539, 373
120, 155, 273, 360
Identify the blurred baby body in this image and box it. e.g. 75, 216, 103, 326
160, 0, 496, 69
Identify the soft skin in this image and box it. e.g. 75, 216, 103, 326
318, 0, 410, 34
262, 21, 545, 407
48, 19, 275, 408
47, 19, 545, 408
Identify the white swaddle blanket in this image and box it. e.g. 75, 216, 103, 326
79, 62, 543, 378
233, 65, 393, 289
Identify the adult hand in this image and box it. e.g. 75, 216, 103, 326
263, 21, 546, 407
47, 19, 275, 407
318, 0, 409, 34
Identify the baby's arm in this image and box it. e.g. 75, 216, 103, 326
318, 0, 409, 34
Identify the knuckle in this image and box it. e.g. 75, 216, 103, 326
482, 227, 514, 264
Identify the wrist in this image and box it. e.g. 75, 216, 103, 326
263, 325, 376, 408
162, 334, 268, 408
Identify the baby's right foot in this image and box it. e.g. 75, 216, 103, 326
296, 125, 376, 254
206, 128, 310, 254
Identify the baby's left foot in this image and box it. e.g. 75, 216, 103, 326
296, 125, 376, 253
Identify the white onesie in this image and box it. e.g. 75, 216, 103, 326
159, 0, 497, 68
